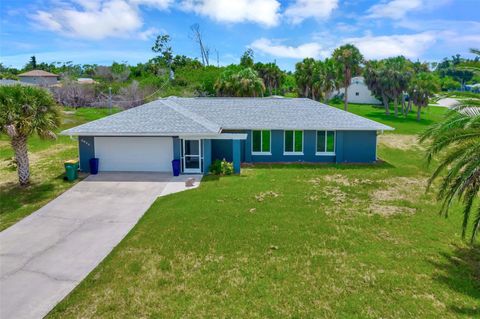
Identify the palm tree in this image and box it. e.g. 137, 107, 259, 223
236, 68, 265, 97
420, 47, 480, 243
364, 58, 413, 116
0, 85, 60, 186
384, 56, 412, 117
322, 58, 342, 103
408, 72, 440, 121
255, 62, 284, 96
364, 60, 393, 114
295, 58, 316, 98
420, 103, 480, 242
332, 44, 363, 111
215, 67, 265, 97
311, 59, 325, 101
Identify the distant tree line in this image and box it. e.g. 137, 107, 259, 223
0, 27, 477, 117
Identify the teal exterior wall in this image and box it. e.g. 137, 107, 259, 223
244, 130, 335, 163
340, 131, 377, 163
242, 129, 377, 164
78, 136, 95, 172
211, 140, 233, 162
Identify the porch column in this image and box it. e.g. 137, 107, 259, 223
203, 139, 212, 174
232, 139, 241, 174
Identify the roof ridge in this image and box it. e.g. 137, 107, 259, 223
160, 98, 221, 134
18, 70, 58, 77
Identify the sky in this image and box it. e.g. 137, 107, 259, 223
1, 0, 479, 71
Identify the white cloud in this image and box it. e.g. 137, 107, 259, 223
30, 0, 170, 40
33, 11, 63, 31
284, 0, 339, 24
180, 0, 281, 27
130, 0, 172, 9
366, 0, 451, 20
250, 38, 328, 59
343, 32, 437, 59
138, 27, 160, 40
367, 0, 422, 20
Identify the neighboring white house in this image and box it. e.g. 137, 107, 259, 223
77, 77, 97, 84
331, 76, 381, 105
18, 70, 59, 86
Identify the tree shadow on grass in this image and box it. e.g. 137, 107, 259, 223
0, 172, 68, 215
430, 244, 480, 316
362, 111, 436, 126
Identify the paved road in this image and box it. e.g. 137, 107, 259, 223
0, 172, 201, 319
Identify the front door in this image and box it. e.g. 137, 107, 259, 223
182, 139, 202, 173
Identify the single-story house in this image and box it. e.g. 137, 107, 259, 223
18, 70, 59, 86
61, 97, 393, 174
465, 83, 480, 93
330, 76, 382, 105
0, 79, 35, 86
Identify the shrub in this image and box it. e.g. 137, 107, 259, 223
209, 159, 234, 175
329, 96, 343, 104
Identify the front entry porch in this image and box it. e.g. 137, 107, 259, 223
176, 134, 246, 175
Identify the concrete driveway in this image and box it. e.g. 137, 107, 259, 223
0, 172, 201, 319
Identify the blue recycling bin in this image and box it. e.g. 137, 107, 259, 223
171, 159, 180, 176
89, 158, 99, 175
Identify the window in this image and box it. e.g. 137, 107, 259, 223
316, 131, 335, 154
355, 92, 359, 96
252, 130, 271, 154
284, 130, 303, 154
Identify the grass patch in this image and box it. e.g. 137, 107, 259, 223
48, 138, 479, 318
0, 107, 118, 231
330, 102, 448, 135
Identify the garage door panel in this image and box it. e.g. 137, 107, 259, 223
94, 137, 173, 172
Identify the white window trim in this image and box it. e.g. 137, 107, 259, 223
283, 130, 304, 155
315, 130, 336, 156
251, 130, 272, 156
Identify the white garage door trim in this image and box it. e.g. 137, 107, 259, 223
94, 137, 173, 172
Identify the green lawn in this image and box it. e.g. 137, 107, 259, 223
48, 104, 479, 318
0, 107, 118, 231
330, 101, 449, 135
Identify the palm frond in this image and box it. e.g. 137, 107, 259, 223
421, 98, 480, 243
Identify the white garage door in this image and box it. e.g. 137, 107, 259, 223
94, 137, 173, 172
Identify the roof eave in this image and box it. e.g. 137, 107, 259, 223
220, 126, 394, 131
60, 131, 222, 137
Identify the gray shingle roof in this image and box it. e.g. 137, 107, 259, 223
62, 97, 393, 136
171, 97, 393, 131
61, 100, 221, 136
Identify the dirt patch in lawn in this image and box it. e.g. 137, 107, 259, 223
255, 191, 280, 202
310, 175, 373, 187
378, 134, 423, 151
322, 186, 347, 204
372, 177, 427, 202
368, 176, 426, 217
368, 203, 416, 217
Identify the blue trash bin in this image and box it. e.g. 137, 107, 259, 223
171, 159, 180, 176
89, 158, 99, 175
